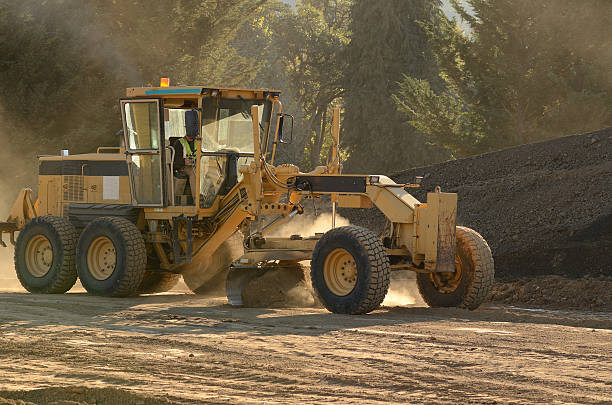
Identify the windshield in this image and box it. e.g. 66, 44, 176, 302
201, 97, 271, 154
164, 108, 187, 141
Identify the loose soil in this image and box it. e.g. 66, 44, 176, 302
489, 275, 612, 312
0, 289, 610, 404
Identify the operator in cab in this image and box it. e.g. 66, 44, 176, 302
172, 109, 198, 204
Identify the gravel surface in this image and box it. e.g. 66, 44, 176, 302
0, 291, 610, 404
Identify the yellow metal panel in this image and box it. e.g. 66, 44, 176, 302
222, 90, 258, 99
38, 175, 61, 216
144, 206, 198, 220
415, 192, 457, 271
85, 176, 101, 202
397, 223, 416, 252
5, 188, 36, 229
435, 192, 457, 272
336, 194, 372, 209
366, 184, 417, 223
417, 199, 439, 269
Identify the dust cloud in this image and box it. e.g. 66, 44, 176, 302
383, 271, 426, 307
244, 213, 350, 308
0, 100, 33, 292
241, 264, 318, 308
268, 212, 351, 238
0, 243, 21, 292
0, 178, 20, 291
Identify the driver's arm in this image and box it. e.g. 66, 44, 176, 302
172, 139, 185, 171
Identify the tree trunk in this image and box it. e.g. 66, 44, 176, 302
311, 107, 328, 167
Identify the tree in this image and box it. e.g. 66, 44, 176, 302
0, 0, 268, 152
342, 0, 447, 174
238, 0, 351, 170
394, 0, 612, 156
392, 75, 487, 156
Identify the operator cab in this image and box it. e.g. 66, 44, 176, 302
200, 96, 272, 207
120, 84, 278, 210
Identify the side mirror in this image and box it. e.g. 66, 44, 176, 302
277, 113, 294, 144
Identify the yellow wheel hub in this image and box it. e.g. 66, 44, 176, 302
25, 235, 53, 277
87, 236, 116, 281
324, 248, 358, 296
430, 255, 463, 293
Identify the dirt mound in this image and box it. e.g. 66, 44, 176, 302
241, 263, 318, 308
342, 127, 612, 280
0, 387, 176, 405
489, 276, 612, 312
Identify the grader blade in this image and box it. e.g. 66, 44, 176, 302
226, 266, 267, 306
226, 262, 313, 307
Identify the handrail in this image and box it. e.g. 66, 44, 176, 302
96, 146, 123, 154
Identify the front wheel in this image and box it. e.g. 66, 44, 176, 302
417, 226, 494, 310
311, 226, 390, 314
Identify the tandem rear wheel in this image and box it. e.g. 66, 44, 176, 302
14, 216, 78, 294
76, 217, 146, 297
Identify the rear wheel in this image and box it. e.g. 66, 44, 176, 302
417, 226, 494, 310
14, 216, 77, 293
76, 217, 146, 297
311, 226, 390, 314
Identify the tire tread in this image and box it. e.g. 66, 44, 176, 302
77, 216, 146, 297
311, 225, 390, 314
15, 216, 78, 294
456, 226, 494, 310
416, 226, 494, 310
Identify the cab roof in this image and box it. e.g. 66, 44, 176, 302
126, 86, 281, 99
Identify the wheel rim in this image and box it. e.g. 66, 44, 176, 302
324, 248, 358, 296
25, 235, 53, 277
87, 236, 116, 281
430, 254, 463, 293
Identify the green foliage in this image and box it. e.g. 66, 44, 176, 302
0, 0, 266, 158
394, 0, 612, 156
342, 0, 448, 173
392, 76, 486, 157
238, 0, 351, 170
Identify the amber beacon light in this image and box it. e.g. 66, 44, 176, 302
160, 77, 170, 87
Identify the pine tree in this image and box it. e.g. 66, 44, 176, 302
342, 0, 446, 174
394, 0, 612, 155
235, 0, 351, 169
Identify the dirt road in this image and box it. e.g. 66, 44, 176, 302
0, 283, 610, 404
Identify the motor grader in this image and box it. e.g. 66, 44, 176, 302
0, 83, 494, 314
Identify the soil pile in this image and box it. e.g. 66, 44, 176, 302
489, 275, 612, 311
341, 127, 612, 280
241, 263, 318, 308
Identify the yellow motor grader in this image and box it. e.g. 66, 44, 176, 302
0, 83, 493, 314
